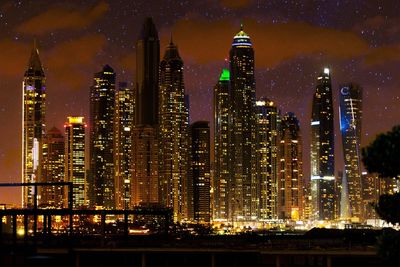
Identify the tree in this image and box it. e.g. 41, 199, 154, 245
362, 125, 400, 225
362, 125, 400, 266
362, 125, 400, 179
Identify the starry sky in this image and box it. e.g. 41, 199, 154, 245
0, 0, 399, 204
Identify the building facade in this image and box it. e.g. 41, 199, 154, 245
89, 65, 116, 209
230, 26, 257, 221
131, 127, 159, 206
278, 113, 303, 220
339, 84, 363, 220
22, 41, 46, 207
189, 121, 211, 222
65, 117, 86, 208
131, 18, 160, 208
159, 40, 189, 221
114, 82, 134, 209
41, 127, 64, 208
310, 68, 335, 221
255, 98, 279, 220
213, 69, 232, 221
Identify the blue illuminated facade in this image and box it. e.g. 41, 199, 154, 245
339, 84, 363, 220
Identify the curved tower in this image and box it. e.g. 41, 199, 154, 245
339, 84, 362, 220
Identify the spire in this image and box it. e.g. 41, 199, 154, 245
232, 23, 252, 47
25, 39, 44, 77
139, 17, 159, 40
163, 38, 181, 60
169, 32, 173, 45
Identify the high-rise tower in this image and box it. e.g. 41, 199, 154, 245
22, 41, 46, 207
230, 25, 257, 221
89, 65, 116, 209
213, 69, 232, 221
310, 68, 335, 221
188, 121, 211, 222
42, 127, 64, 208
255, 98, 279, 220
114, 82, 134, 209
278, 113, 304, 220
131, 17, 160, 207
159, 40, 189, 221
339, 84, 363, 220
135, 17, 160, 126
65, 117, 86, 208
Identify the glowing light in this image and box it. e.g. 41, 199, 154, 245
311, 121, 320, 126
67, 116, 84, 124
219, 69, 230, 81
17, 228, 25, 236
324, 68, 330, 75
256, 100, 266, 106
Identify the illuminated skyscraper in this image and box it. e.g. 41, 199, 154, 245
114, 82, 134, 209
278, 113, 303, 220
188, 121, 211, 222
131, 18, 160, 207
213, 69, 232, 221
159, 40, 189, 221
22, 41, 46, 208
255, 98, 279, 220
65, 117, 86, 208
230, 25, 257, 221
310, 68, 335, 220
339, 84, 363, 220
42, 127, 64, 208
89, 65, 115, 209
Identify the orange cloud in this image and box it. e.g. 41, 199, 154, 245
219, 0, 254, 9
171, 19, 370, 68
0, 39, 29, 77
365, 44, 400, 65
16, 1, 109, 35
44, 34, 106, 90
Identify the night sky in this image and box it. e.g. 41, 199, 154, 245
1, 0, 399, 204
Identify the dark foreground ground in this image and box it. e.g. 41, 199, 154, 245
0, 228, 396, 267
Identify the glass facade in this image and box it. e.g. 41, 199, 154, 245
159, 41, 189, 221
65, 117, 86, 208
189, 121, 211, 222
213, 69, 232, 221
114, 82, 134, 209
42, 127, 64, 208
89, 65, 116, 209
22, 42, 46, 208
339, 84, 362, 220
230, 26, 257, 221
278, 113, 303, 220
310, 68, 335, 220
131, 18, 160, 208
255, 98, 279, 220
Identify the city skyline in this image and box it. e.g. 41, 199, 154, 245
1, 1, 400, 205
